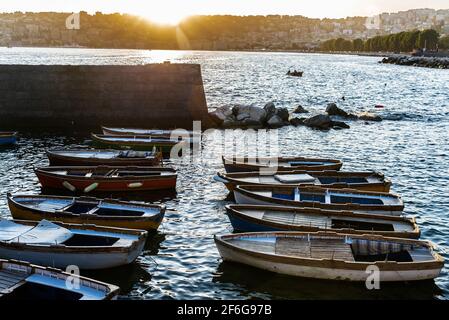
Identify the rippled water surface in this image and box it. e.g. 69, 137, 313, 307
0, 48, 448, 299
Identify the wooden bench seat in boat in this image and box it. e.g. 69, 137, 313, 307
0, 270, 27, 297
275, 237, 355, 261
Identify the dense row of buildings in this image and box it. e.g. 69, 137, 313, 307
0, 9, 448, 50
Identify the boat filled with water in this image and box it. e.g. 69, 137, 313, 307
34, 166, 177, 193
225, 204, 419, 238
8, 193, 165, 231
215, 170, 391, 192
0, 259, 119, 300
0, 219, 147, 269
234, 185, 404, 215
46, 149, 162, 167
222, 156, 343, 173
215, 231, 444, 281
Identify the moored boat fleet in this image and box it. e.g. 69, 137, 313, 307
214, 156, 445, 282
0, 126, 189, 300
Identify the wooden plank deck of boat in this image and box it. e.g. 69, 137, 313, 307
0, 270, 28, 297
275, 238, 355, 261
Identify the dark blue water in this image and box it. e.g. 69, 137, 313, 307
0, 48, 448, 299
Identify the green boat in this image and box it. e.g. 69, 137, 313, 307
91, 133, 184, 155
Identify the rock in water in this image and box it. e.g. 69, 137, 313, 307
358, 111, 382, 122
289, 117, 305, 126
263, 102, 277, 118
304, 114, 333, 130
209, 105, 233, 125
325, 103, 350, 117
275, 107, 290, 122
267, 115, 284, 128
331, 120, 350, 129
293, 105, 309, 114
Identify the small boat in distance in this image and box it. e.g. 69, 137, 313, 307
102, 126, 200, 144
8, 193, 165, 231
47, 149, 162, 167
35, 166, 177, 193
0, 219, 147, 270
225, 204, 419, 238
0, 132, 18, 146
215, 170, 391, 192
215, 231, 444, 282
234, 185, 404, 215
91, 133, 184, 155
0, 259, 119, 300
222, 156, 343, 173
287, 70, 303, 77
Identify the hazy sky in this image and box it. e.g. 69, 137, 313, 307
1, 0, 447, 24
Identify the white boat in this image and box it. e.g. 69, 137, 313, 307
215, 231, 444, 282
0, 219, 147, 270
0, 259, 119, 300
101, 126, 201, 144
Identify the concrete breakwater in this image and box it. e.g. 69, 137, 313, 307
380, 55, 449, 69
0, 63, 211, 131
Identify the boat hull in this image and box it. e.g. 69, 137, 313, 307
216, 241, 442, 282
0, 134, 17, 146
8, 202, 164, 231
35, 170, 177, 192
0, 242, 145, 270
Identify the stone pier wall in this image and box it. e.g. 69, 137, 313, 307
0, 63, 210, 131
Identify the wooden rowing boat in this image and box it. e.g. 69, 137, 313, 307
215, 170, 391, 192
35, 166, 177, 193
215, 231, 444, 281
225, 205, 419, 238
0, 132, 17, 146
101, 126, 200, 144
222, 156, 343, 173
0, 259, 119, 300
0, 219, 147, 270
7, 193, 165, 231
234, 185, 404, 215
47, 149, 163, 167
91, 133, 185, 154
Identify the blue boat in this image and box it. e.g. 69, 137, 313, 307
0, 132, 18, 146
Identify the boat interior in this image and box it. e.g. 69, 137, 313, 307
269, 188, 390, 205
234, 173, 371, 185
47, 168, 172, 178
239, 209, 413, 232
0, 265, 109, 300
0, 219, 123, 247
13, 196, 159, 217
226, 235, 434, 263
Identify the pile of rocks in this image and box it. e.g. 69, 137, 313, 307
380, 56, 449, 69
209, 102, 383, 131
209, 102, 290, 129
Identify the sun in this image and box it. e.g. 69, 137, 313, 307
141, 7, 189, 25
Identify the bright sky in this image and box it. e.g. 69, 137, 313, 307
0, 0, 447, 24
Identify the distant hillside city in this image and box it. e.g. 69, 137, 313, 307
0, 8, 448, 51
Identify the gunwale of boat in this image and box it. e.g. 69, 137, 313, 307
225, 204, 419, 238
91, 133, 182, 146
215, 231, 444, 271
0, 259, 119, 300
102, 126, 196, 136
7, 193, 165, 220
235, 184, 404, 208
0, 219, 147, 253
34, 165, 177, 181
217, 170, 391, 190
0, 131, 18, 138
47, 149, 162, 160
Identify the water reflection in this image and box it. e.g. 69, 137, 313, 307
213, 262, 442, 300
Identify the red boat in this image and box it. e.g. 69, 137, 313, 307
34, 166, 177, 193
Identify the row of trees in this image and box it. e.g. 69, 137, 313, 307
320, 29, 449, 52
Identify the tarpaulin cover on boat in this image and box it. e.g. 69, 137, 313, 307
0, 219, 73, 244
